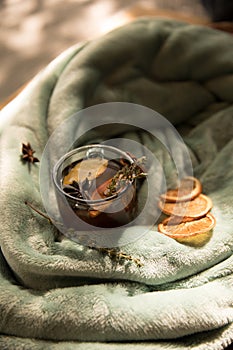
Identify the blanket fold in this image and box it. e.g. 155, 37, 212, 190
0, 18, 233, 349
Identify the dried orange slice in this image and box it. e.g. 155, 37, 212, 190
89, 178, 116, 214
91, 178, 113, 200
158, 212, 216, 238
160, 176, 202, 202
63, 158, 108, 185
158, 193, 212, 219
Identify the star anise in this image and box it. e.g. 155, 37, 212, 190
21, 142, 39, 163
63, 180, 84, 199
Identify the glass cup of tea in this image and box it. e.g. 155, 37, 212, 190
52, 144, 139, 230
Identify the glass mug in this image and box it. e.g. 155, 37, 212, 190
53, 144, 138, 229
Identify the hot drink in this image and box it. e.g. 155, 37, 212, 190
53, 145, 145, 229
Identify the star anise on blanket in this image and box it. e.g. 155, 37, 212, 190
21, 142, 39, 163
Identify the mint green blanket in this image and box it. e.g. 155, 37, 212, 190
0, 18, 233, 349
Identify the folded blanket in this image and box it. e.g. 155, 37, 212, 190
0, 18, 233, 349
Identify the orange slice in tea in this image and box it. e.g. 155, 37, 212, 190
63, 158, 108, 185
90, 176, 128, 214
160, 176, 202, 202
91, 178, 113, 201
158, 212, 216, 239
88, 178, 114, 215
158, 193, 213, 219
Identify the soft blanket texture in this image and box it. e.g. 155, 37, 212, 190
0, 18, 233, 349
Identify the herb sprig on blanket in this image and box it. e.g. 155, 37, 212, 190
25, 201, 143, 267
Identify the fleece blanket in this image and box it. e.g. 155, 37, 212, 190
0, 18, 233, 349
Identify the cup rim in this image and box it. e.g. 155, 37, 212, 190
52, 144, 135, 205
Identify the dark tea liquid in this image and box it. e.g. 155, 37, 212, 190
61, 157, 137, 228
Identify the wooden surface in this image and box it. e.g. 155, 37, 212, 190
0, 83, 27, 110
0, 8, 232, 112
